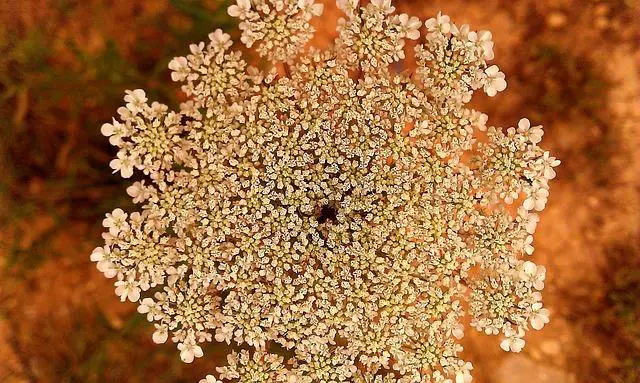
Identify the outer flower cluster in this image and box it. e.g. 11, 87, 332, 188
92, 1, 560, 382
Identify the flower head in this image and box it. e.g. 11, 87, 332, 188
93, 2, 558, 382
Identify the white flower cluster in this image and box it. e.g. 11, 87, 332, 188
229, 0, 324, 62
92, 1, 560, 382
335, 0, 421, 71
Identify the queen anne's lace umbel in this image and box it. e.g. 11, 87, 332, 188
92, 1, 560, 382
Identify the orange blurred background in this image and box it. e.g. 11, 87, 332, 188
0, 1, 638, 382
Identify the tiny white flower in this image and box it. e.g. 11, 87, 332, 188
371, 0, 395, 14
530, 303, 550, 330
123, 89, 147, 114
109, 150, 136, 178
520, 261, 538, 280
533, 266, 546, 290
425, 12, 451, 34
179, 100, 196, 114
208, 29, 233, 52
500, 336, 525, 352
523, 183, 550, 211
168, 56, 189, 82
100, 119, 127, 146
519, 261, 546, 290
518, 208, 540, 234
152, 325, 169, 344
484, 325, 500, 336
298, 0, 324, 17
484, 65, 507, 97
149, 101, 168, 118
102, 208, 129, 236
451, 323, 464, 339
228, 0, 251, 19
178, 341, 204, 363
100, 122, 115, 137
239, 24, 257, 48
189, 42, 205, 56
89, 246, 106, 262
470, 111, 489, 131
397, 14, 422, 40
199, 375, 222, 383
477, 30, 495, 60
517, 118, 544, 144
500, 327, 526, 353
215, 324, 234, 344
455, 362, 473, 383
137, 297, 156, 321
523, 235, 534, 255
114, 276, 141, 302
117, 106, 134, 120
456, 24, 473, 40
540, 151, 561, 180
337, 0, 359, 17
90, 246, 117, 278
126, 181, 149, 203
165, 266, 183, 286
